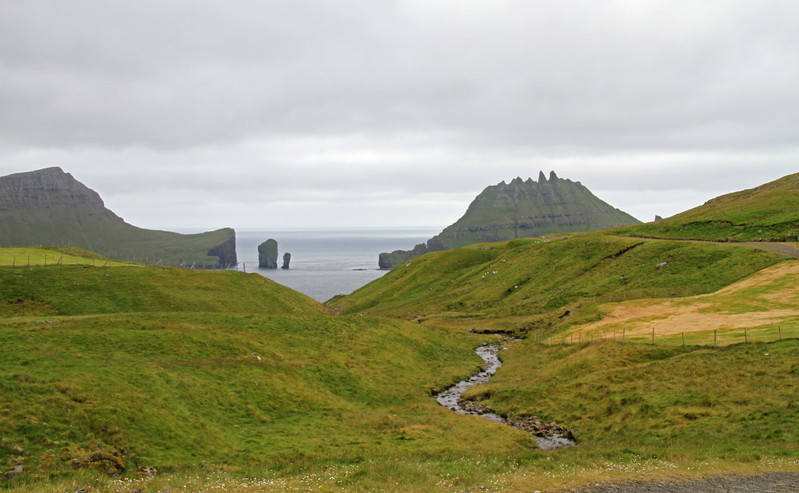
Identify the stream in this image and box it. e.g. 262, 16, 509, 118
435, 343, 576, 450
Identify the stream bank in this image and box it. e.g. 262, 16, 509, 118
434, 342, 576, 450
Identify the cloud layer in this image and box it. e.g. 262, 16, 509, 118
1, 1, 797, 229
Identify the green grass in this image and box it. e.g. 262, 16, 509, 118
0, 247, 129, 268
0, 311, 539, 490
331, 235, 785, 337
0, 264, 325, 317
2, 167, 799, 492
467, 339, 799, 467
617, 172, 799, 241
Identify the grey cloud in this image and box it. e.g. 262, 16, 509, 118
2, 1, 797, 151
0, 1, 797, 229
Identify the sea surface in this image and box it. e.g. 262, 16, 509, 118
234, 229, 438, 302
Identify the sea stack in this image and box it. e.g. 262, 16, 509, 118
282, 252, 291, 269
258, 239, 279, 269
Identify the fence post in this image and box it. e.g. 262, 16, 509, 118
779, 325, 782, 340
682, 332, 685, 347
652, 326, 655, 344
622, 328, 625, 345
714, 330, 717, 348
744, 328, 747, 343
45, 255, 47, 267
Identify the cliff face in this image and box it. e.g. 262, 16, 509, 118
0, 167, 237, 267
379, 172, 640, 269
206, 230, 238, 268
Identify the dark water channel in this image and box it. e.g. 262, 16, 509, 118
435, 343, 575, 450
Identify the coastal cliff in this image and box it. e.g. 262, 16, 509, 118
0, 167, 237, 267
379, 172, 640, 269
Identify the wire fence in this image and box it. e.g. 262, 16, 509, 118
542, 323, 798, 348
0, 254, 236, 270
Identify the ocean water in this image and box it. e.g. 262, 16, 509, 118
234, 229, 437, 302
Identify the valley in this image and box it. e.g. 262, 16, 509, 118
1, 172, 798, 491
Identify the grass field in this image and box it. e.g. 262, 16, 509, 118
465, 339, 799, 480
558, 259, 799, 346
0, 264, 325, 317
2, 171, 799, 491
0, 247, 130, 268
331, 234, 786, 338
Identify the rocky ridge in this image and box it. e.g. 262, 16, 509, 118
379, 171, 640, 269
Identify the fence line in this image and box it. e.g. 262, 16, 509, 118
546, 324, 795, 348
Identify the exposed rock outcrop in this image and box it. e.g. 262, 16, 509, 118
0, 167, 237, 268
206, 231, 238, 268
258, 239, 278, 269
378, 171, 640, 269
282, 252, 291, 269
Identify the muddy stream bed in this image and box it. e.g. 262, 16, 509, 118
435, 343, 576, 450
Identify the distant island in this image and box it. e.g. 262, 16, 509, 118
0, 167, 237, 268
379, 171, 640, 269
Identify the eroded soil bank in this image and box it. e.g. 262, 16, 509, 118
434, 343, 575, 450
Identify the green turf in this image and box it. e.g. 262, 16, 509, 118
331, 234, 785, 337
616, 172, 799, 242
468, 339, 799, 466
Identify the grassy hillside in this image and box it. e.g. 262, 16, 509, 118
0, 312, 530, 489
3, 172, 799, 491
466, 339, 799, 472
561, 260, 799, 346
0, 247, 129, 268
0, 264, 324, 317
332, 234, 786, 335
0, 254, 538, 491
618, 172, 799, 241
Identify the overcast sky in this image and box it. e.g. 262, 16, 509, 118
1, 1, 797, 231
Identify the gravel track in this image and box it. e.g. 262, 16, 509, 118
570, 472, 799, 492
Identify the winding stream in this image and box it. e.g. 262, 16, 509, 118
435, 343, 575, 450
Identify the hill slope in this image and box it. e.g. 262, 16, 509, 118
0, 258, 531, 490
379, 171, 639, 269
336, 234, 786, 334
617, 171, 799, 241
0, 167, 237, 267
0, 263, 326, 317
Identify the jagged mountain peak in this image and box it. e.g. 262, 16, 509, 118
379, 172, 640, 269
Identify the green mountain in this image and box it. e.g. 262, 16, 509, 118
0, 167, 236, 267
378, 171, 640, 269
